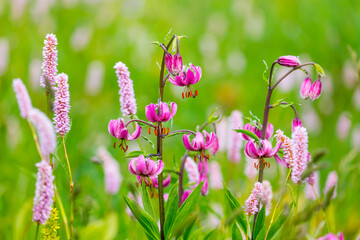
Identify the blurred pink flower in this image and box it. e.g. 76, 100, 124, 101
97, 146, 122, 195
0, 38, 9, 76
181, 189, 192, 203
317, 232, 344, 240
28, 108, 56, 159
244, 157, 257, 180
209, 161, 223, 190
244, 182, 263, 216
150, 174, 171, 189
184, 157, 200, 184
40, 34, 58, 88
305, 171, 320, 200
32, 160, 54, 225
336, 112, 351, 141
145, 101, 177, 123
291, 126, 309, 184
324, 171, 338, 199
227, 110, 243, 163
53, 73, 71, 136
85, 60, 104, 96
198, 160, 209, 195
216, 117, 227, 152
126, 193, 143, 217
352, 87, 360, 110
351, 124, 360, 149
129, 155, 164, 184
13, 78, 32, 119
209, 135, 219, 155
114, 61, 137, 116
277, 55, 300, 67
261, 180, 273, 216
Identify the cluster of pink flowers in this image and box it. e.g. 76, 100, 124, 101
261, 180, 273, 216
227, 110, 243, 163
40, 34, 58, 88
32, 160, 54, 224
317, 232, 344, 240
300, 77, 322, 101
53, 73, 71, 136
129, 155, 164, 185
13, 78, 32, 119
183, 157, 209, 202
114, 61, 137, 116
244, 182, 263, 216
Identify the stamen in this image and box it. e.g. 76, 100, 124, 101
154, 128, 158, 136
148, 127, 151, 135
182, 92, 184, 99
167, 128, 170, 134
113, 142, 117, 149
195, 90, 198, 97
185, 91, 188, 98
189, 90, 193, 97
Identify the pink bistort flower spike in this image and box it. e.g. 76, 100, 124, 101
305, 171, 320, 200
40, 34, 58, 88
32, 160, 54, 225
108, 118, 141, 151
150, 174, 171, 188
28, 108, 56, 160
53, 73, 71, 136
198, 160, 209, 195
277, 55, 301, 67
291, 126, 309, 184
168, 64, 202, 98
309, 79, 322, 101
13, 78, 32, 119
275, 130, 293, 168
317, 232, 344, 240
129, 155, 164, 184
244, 139, 281, 160
97, 146, 122, 195
114, 61, 137, 116
227, 110, 243, 163
145, 101, 177, 123
209, 161, 223, 190
184, 157, 200, 184
165, 52, 183, 76
300, 77, 312, 99
324, 171, 338, 199
262, 180, 273, 216
183, 131, 216, 154
244, 182, 263, 216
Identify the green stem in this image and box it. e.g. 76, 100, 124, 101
27, 120, 44, 160
34, 223, 39, 240
312, 185, 331, 233
55, 186, 70, 240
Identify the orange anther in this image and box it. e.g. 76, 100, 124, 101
182, 92, 184, 99
195, 90, 198, 96
148, 127, 151, 135
167, 128, 170, 134
185, 92, 188, 98
154, 128, 158, 136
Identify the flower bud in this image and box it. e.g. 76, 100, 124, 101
277, 55, 300, 67
300, 77, 312, 99
165, 53, 183, 76
309, 79, 322, 101
292, 117, 302, 132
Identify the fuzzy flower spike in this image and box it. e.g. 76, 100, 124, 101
168, 64, 202, 98
129, 155, 164, 185
114, 61, 137, 116
40, 34, 58, 89
32, 160, 55, 225
291, 126, 309, 184
53, 73, 71, 136
108, 118, 141, 151
244, 182, 263, 216
13, 78, 32, 119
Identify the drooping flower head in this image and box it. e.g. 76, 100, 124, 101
129, 155, 164, 184
108, 118, 141, 151
168, 64, 202, 98
114, 61, 137, 116
53, 73, 71, 136
244, 139, 281, 161
32, 160, 55, 225
244, 182, 263, 216
300, 77, 312, 99
292, 117, 303, 132
13, 78, 32, 119
145, 101, 177, 123
28, 108, 56, 160
241, 122, 273, 141
165, 52, 183, 76
300, 77, 322, 101
324, 171, 338, 199
97, 146, 122, 195
183, 131, 216, 160
227, 110, 243, 163
261, 180, 273, 216
277, 55, 301, 67
40, 34, 58, 88
291, 126, 309, 184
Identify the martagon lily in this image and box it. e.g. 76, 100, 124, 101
108, 118, 141, 151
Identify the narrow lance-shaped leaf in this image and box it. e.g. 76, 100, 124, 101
164, 184, 179, 239
141, 183, 155, 218
234, 129, 260, 142
253, 206, 266, 240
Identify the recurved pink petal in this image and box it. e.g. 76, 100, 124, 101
183, 134, 196, 151
268, 141, 282, 157
167, 102, 177, 121
127, 123, 142, 140
129, 158, 138, 175
151, 160, 164, 177
145, 104, 158, 122
245, 141, 259, 159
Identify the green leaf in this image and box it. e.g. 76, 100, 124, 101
174, 182, 203, 230
164, 184, 179, 239
255, 227, 266, 240
223, 183, 248, 234
150, 41, 161, 46
173, 214, 199, 238
314, 63, 326, 77
279, 102, 294, 108
126, 150, 145, 158
233, 129, 260, 142
286, 183, 295, 204
182, 215, 197, 240
262, 60, 269, 83
266, 213, 285, 240
124, 196, 160, 240
232, 223, 243, 240
142, 136, 155, 149
207, 107, 220, 123
141, 184, 155, 218
253, 206, 266, 240
204, 229, 218, 240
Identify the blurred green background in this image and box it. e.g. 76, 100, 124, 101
0, 0, 359, 239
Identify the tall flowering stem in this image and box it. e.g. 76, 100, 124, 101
253, 61, 317, 239
157, 35, 176, 240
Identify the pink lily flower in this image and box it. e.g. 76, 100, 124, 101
168, 64, 202, 98
129, 155, 164, 184
148, 174, 171, 188
277, 55, 301, 67
108, 118, 141, 151
241, 123, 273, 141
165, 52, 183, 76
300, 77, 322, 101
145, 101, 177, 123
209, 136, 219, 155
183, 131, 216, 156
244, 139, 281, 160
317, 232, 344, 240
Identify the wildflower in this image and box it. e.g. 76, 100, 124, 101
292, 117, 303, 132
261, 180, 273, 216
277, 55, 300, 67
108, 118, 141, 151
336, 112, 351, 141
168, 64, 202, 98
300, 77, 312, 99
209, 136, 219, 155
309, 79, 322, 101
244, 139, 281, 160
184, 157, 200, 184
305, 171, 320, 200
216, 117, 228, 152
291, 126, 309, 184
13, 78, 32, 119
275, 130, 293, 168
181, 189, 192, 203
317, 232, 344, 240
209, 161, 223, 190
145, 101, 177, 123
114, 61, 137, 116
97, 146, 122, 195
244, 157, 257, 180
198, 160, 209, 195
244, 182, 263, 216
165, 52, 183, 76
32, 160, 54, 225
324, 171, 338, 199
53, 73, 71, 136
85, 60, 105, 96
183, 131, 216, 160
149, 174, 171, 188
40, 34, 58, 88
128, 155, 164, 184
28, 108, 56, 159
184, 157, 209, 195
227, 110, 243, 163
241, 122, 273, 141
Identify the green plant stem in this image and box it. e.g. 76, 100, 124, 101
312, 185, 331, 233
55, 186, 70, 240
27, 120, 44, 160
62, 137, 74, 239
34, 223, 39, 240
